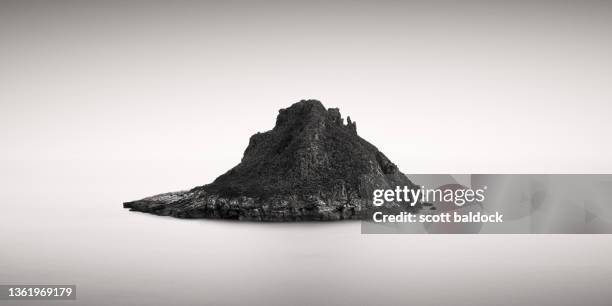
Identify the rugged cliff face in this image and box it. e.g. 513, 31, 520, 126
123, 99, 419, 221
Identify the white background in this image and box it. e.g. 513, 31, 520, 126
1, 1, 612, 305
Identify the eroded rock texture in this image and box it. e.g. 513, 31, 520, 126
123, 99, 419, 221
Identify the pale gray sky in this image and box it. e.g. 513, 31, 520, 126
1, 0, 611, 173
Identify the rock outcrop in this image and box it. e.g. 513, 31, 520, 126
123, 99, 420, 221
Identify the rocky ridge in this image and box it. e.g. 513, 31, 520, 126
123, 99, 420, 221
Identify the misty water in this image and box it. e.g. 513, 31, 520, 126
2, 161, 612, 305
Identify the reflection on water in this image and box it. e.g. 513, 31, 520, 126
1, 161, 612, 306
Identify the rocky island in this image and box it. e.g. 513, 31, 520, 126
123, 99, 420, 221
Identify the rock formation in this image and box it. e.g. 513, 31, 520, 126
123, 99, 420, 221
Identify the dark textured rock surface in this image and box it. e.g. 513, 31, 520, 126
123, 99, 420, 221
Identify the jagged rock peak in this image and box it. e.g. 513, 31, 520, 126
274, 99, 357, 134
201, 99, 408, 198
